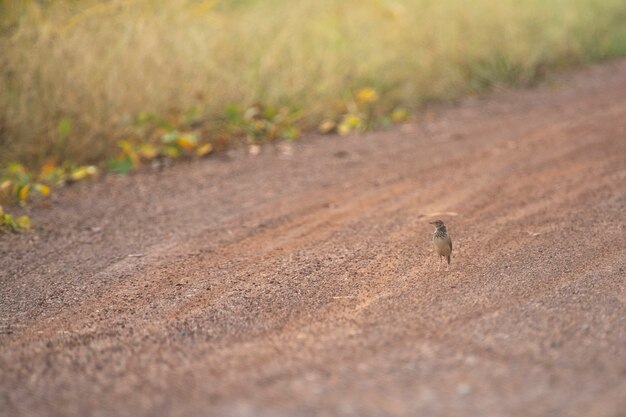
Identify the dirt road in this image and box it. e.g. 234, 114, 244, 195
1, 60, 625, 417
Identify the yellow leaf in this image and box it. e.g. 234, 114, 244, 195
356, 87, 378, 104
69, 165, 97, 181
177, 134, 197, 150
337, 123, 351, 135
318, 119, 336, 134
35, 183, 51, 196
18, 184, 30, 202
118, 140, 133, 153
138, 144, 158, 160
16, 215, 31, 230
338, 114, 362, 135
118, 140, 140, 167
196, 143, 213, 157
163, 145, 181, 158
391, 108, 409, 123
345, 114, 362, 128
70, 168, 87, 181
0, 205, 3, 216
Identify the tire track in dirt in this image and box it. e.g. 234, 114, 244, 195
1, 60, 626, 417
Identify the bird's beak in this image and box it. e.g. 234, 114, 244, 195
428, 221, 435, 225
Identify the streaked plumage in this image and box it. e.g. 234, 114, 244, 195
429, 220, 452, 270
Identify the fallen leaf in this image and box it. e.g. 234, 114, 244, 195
177, 134, 198, 150
107, 156, 134, 175
356, 87, 379, 104
117, 140, 140, 167
16, 215, 31, 230
338, 114, 362, 135
69, 166, 96, 182
391, 108, 410, 123
34, 183, 51, 196
160, 130, 180, 144
196, 143, 213, 157
318, 119, 336, 134
162, 145, 181, 158
18, 184, 30, 202
138, 144, 158, 160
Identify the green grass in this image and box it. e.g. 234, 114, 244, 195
2, 0, 626, 167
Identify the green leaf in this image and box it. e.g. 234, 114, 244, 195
136, 111, 156, 126
262, 105, 278, 120
182, 106, 200, 124
0, 211, 31, 233
3, 213, 17, 230
281, 126, 300, 141
57, 117, 72, 139
225, 104, 242, 123
107, 156, 134, 175
5, 162, 26, 175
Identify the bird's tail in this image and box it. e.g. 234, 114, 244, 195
446, 255, 451, 265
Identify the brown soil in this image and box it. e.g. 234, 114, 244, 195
1, 60, 625, 417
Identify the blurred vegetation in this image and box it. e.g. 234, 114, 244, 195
2, 0, 626, 168
0, 204, 31, 233
1, 161, 97, 204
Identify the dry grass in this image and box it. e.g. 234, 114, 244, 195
2, 0, 626, 167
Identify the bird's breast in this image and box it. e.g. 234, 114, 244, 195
433, 236, 452, 255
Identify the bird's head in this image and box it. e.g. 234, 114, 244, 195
429, 219, 445, 229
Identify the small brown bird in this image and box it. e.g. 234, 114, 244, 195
429, 220, 452, 270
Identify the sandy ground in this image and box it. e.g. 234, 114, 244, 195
1, 60, 625, 417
